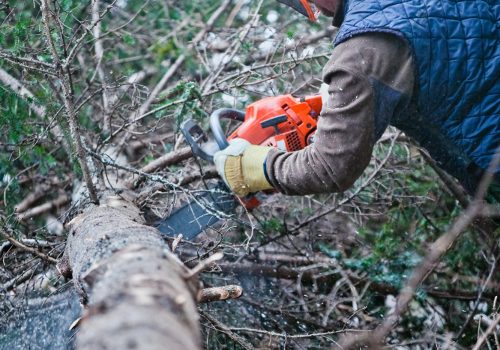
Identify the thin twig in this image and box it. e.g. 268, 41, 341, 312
229, 327, 367, 339
124, 146, 193, 189
201, 0, 264, 94
455, 255, 498, 340
64, 0, 119, 67
0, 268, 36, 291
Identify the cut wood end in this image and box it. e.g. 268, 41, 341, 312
198, 285, 243, 303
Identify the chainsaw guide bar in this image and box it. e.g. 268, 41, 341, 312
155, 183, 236, 240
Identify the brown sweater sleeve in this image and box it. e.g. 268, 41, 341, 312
265, 32, 414, 195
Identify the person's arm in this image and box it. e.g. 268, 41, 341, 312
265, 32, 415, 195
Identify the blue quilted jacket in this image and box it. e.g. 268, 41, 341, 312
335, 0, 500, 192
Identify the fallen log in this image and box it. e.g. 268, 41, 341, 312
62, 193, 201, 350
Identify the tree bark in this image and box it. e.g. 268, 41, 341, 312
62, 193, 201, 350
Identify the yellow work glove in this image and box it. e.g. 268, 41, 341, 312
214, 138, 273, 197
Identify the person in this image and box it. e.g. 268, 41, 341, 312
214, 0, 500, 201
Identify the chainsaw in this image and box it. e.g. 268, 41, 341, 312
155, 94, 322, 239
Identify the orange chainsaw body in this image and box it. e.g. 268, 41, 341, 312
229, 94, 322, 209
228, 94, 322, 151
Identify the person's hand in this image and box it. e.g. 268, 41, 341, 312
214, 138, 273, 196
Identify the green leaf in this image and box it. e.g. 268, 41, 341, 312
123, 34, 136, 46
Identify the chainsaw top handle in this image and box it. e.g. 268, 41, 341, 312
210, 108, 245, 150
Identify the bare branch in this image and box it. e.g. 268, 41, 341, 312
91, 0, 111, 132
124, 146, 193, 189
0, 67, 46, 117
471, 314, 500, 350
40, 0, 99, 204
1, 220, 58, 264
16, 194, 69, 221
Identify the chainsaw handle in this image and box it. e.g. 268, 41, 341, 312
209, 108, 245, 150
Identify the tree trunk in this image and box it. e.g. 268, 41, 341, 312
62, 193, 201, 350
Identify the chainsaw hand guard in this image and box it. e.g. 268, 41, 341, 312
180, 119, 214, 161
181, 108, 245, 162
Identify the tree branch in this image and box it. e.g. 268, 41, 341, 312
40, 0, 99, 204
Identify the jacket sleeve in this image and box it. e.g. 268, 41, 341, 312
265, 32, 414, 195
